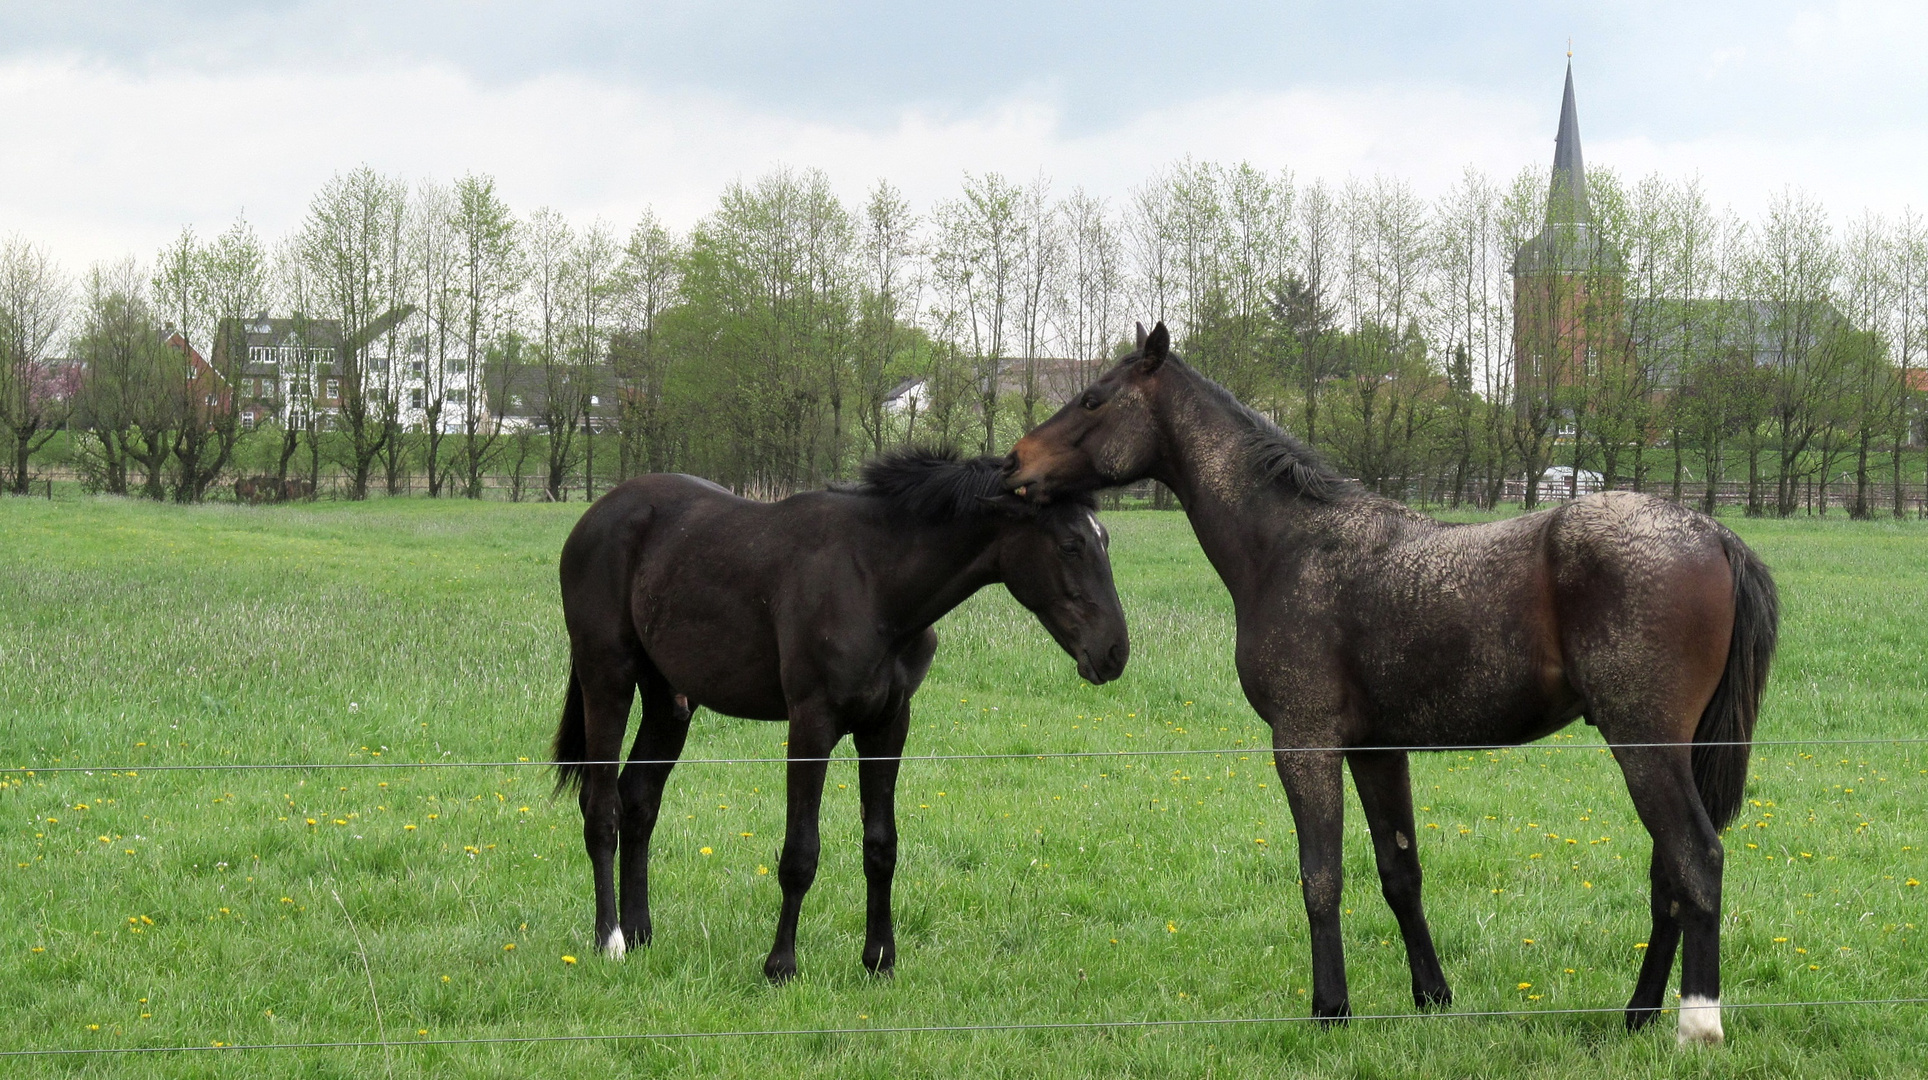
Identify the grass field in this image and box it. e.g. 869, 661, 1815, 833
2, 496, 1925, 1078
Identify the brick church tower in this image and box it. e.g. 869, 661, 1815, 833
1511, 60, 1625, 403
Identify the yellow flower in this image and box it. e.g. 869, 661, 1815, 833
305, 819, 317, 826
1522, 939, 1535, 945
87, 1024, 99, 1031
1634, 943, 1648, 950
562, 955, 578, 964
1167, 922, 1177, 933
1773, 937, 1788, 943
404, 824, 417, 831
441, 975, 451, 983
280, 897, 293, 904
1908, 879, 1921, 887
503, 943, 516, 951
699, 847, 713, 856
1517, 982, 1532, 990
757, 865, 769, 875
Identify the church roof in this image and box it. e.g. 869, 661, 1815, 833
1512, 59, 1623, 276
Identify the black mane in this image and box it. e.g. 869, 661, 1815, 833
852, 446, 1093, 521
1117, 351, 1356, 503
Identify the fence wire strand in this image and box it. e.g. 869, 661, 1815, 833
3, 996, 1923, 1058
7, 735, 1926, 775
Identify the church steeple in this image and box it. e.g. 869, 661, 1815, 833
1547, 60, 1588, 225
1511, 56, 1619, 277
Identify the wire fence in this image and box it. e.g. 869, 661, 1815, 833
8, 734, 1927, 776
7, 730, 1921, 1059
4, 997, 1925, 1059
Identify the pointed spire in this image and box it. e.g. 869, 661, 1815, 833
1547, 60, 1589, 225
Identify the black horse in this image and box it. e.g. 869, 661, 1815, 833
1004, 324, 1776, 1045
554, 448, 1128, 981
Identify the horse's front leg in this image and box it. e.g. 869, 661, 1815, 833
1348, 749, 1451, 1008
765, 708, 838, 984
853, 702, 911, 975
1274, 743, 1350, 1023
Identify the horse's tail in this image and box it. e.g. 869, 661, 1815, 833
553, 663, 588, 796
1693, 527, 1779, 831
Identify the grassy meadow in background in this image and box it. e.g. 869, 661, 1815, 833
1, 496, 1924, 1078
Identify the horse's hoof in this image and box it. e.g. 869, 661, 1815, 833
1313, 1000, 1351, 1028
764, 955, 798, 984
1415, 984, 1453, 1010
1676, 997, 1724, 1047
863, 951, 896, 977
1625, 1005, 1661, 1032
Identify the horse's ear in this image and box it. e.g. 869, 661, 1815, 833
1134, 322, 1148, 351
1140, 321, 1171, 372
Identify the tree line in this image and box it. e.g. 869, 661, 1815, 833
2, 160, 1923, 515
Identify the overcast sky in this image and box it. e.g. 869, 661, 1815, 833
3, 1, 1924, 268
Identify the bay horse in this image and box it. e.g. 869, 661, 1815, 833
554, 448, 1128, 981
1003, 323, 1777, 1045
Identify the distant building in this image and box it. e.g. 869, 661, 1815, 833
1513, 61, 1854, 396
224, 307, 465, 431
1511, 60, 1626, 395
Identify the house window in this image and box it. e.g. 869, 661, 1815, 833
241, 412, 256, 431
410, 388, 424, 410
410, 360, 425, 377
326, 379, 340, 399
205, 393, 217, 408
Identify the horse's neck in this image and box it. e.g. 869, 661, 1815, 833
871, 518, 1003, 633
1149, 381, 1349, 596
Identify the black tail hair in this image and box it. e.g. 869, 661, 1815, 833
1693, 528, 1779, 830
553, 664, 588, 795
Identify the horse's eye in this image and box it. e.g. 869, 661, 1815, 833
1080, 392, 1100, 411
1059, 540, 1081, 556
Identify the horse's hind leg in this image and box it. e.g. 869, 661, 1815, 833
1348, 750, 1451, 1008
1610, 741, 1725, 1045
617, 667, 692, 953
853, 702, 912, 975
1626, 849, 1683, 1032
576, 665, 637, 958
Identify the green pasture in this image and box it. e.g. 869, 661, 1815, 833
1, 496, 1923, 1078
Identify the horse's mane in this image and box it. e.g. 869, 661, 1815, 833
848, 446, 1094, 521
1119, 351, 1357, 504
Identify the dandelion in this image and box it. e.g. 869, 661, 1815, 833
1634, 943, 1648, 950
30, 947, 44, 954
280, 897, 293, 904
503, 943, 516, 951
1167, 922, 1177, 933
1908, 879, 1920, 887
404, 824, 417, 831
1517, 982, 1532, 990
1796, 948, 1807, 954
562, 955, 578, 965
305, 819, 317, 826
699, 847, 713, 856
441, 975, 450, 983
1254, 838, 1266, 845
757, 865, 769, 875
1564, 968, 1575, 974
418, 1029, 428, 1036
1522, 939, 1535, 945
87, 1024, 100, 1031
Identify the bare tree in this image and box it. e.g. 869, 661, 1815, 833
299, 167, 412, 499
853, 181, 919, 455
450, 174, 520, 498
0, 235, 73, 493
610, 209, 683, 476
1055, 188, 1125, 396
